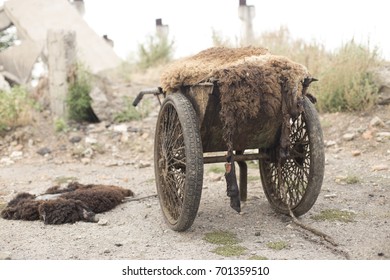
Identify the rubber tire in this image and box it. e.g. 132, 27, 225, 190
154, 93, 204, 231
259, 96, 325, 216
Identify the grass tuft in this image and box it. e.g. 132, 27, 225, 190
312, 209, 356, 223
212, 245, 247, 257
266, 241, 288, 250
204, 231, 239, 245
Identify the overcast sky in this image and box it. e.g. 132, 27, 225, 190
0, 0, 388, 60
82, 0, 390, 60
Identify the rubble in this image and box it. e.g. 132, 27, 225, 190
1, 0, 121, 75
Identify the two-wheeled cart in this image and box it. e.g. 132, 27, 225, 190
133, 79, 324, 231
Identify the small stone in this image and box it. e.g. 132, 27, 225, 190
324, 194, 337, 198
376, 132, 390, 139
37, 147, 51, 156
362, 129, 375, 140
59, 144, 67, 151
85, 137, 98, 144
69, 136, 82, 143
114, 243, 123, 247
128, 127, 139, 133
372, 165, 389, 171
112, 124, 128, 133
82, 147, 94, 158
325, 140, 337, 147
103, 249, 110, 254
378, 252, 385, 257
120, 132, 129, 143
138, 161, 151, 168
0, 251, 11, 260
81, 158, 91, 165
370, 116, 385, 128
342, 133, 355, 141
0, 157, 14, 166
105, 160, 119, 167
351, 150, 361, 156
98, 219, 108, 226
209, 174, 223, 182
28, 139, 34, 147
286, 224, 294, 230
10, 151, 23, 159
255, 231, 261, 237
14, 144, 24, 151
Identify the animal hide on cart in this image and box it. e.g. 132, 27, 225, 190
160, 46, 315, 153
160, 47, 316, 212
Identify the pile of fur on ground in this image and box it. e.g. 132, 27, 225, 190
1, 182, 134, 224
160, 46, 315, 150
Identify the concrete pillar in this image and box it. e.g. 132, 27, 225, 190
71, 0, 85, 17
238, 0, 255, 46
155, 18, 169, 40
47, 30, 76, 119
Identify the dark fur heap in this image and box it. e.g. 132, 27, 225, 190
1, 182, 134, 224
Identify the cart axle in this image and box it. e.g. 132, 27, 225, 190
203, 152, 269, 164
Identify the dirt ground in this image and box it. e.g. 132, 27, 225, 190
0, 86, 389, 260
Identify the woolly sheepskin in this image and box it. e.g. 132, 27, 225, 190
160, 46, 315, 151
1, 182, 134, 224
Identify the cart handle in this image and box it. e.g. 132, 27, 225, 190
133, 87, 163, 107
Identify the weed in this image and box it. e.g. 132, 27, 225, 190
315, 40, 380, 112
266, 241, 288, 250
0, 86, 34, 132
114, 96, 151, 123
247, 175, 258, 182
212, 245, 247, 257
54, 118, 68, 133
312, 209, 356, 223
145, 178, 155, 184
247, 160, 259, 169
66, 63, 94, 122
204, 231, 239, 245
0, 201, 7, 212
91, 143, 106, 154
211, 28, 234, 47
137, 34, 174, 70
207, 165, 225, 174
345, 175, 361, 184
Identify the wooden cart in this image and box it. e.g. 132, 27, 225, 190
133, 81, 325, 231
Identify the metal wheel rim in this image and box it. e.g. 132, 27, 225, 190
156, 102, 186, 224
262, 112, 310, 209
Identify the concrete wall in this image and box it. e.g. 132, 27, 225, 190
3, 0, 121, 74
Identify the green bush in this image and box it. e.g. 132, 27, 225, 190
314, 41, 380, 112
0, 86, 33, 132
114, 96, 151, 123
257, 31, 381, 112
137, 34, 174, 70
66, 63, 93, 122
54, 118, 68, 133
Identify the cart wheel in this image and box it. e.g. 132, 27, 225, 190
259, 96, 325, 216
154, 93, 203, 231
